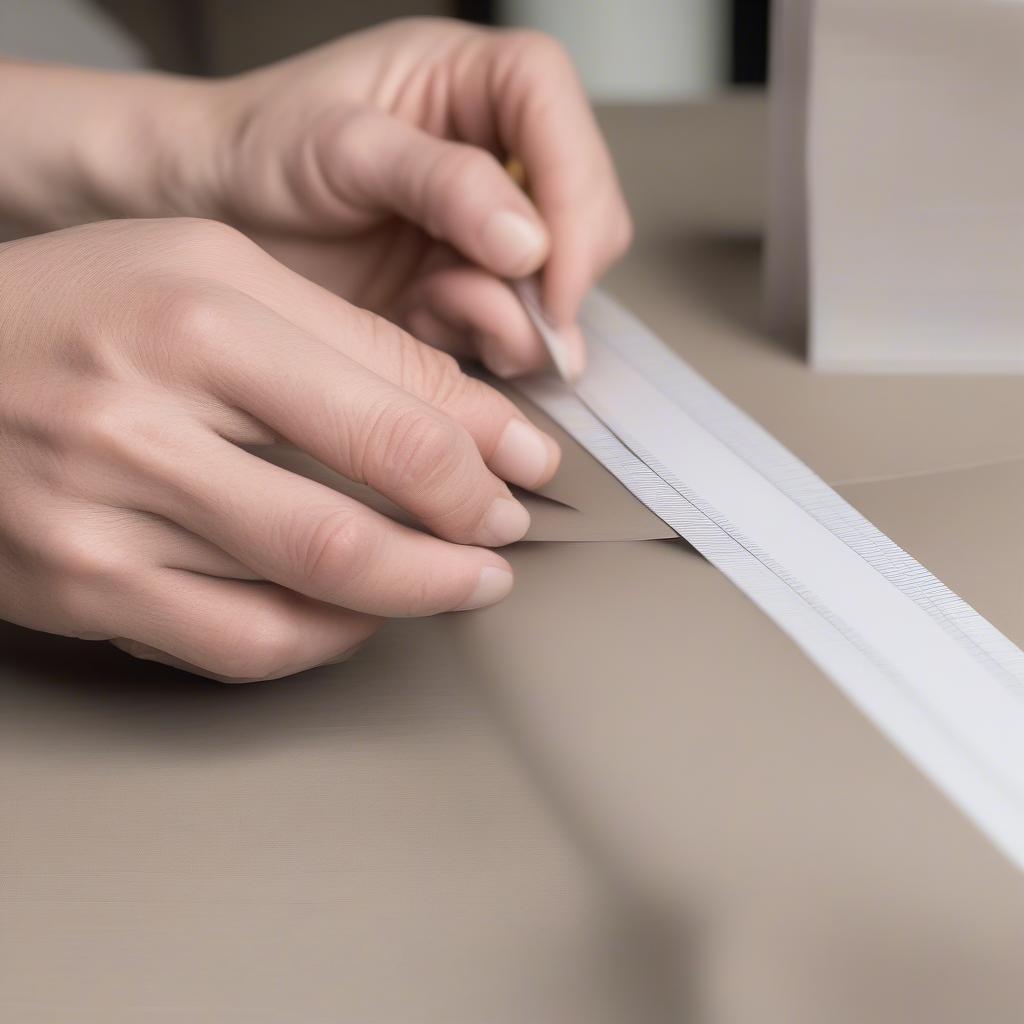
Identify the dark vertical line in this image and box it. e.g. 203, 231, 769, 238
456, 0, 498, 26
731, 0, 772, 85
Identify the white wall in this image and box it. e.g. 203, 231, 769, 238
498, 0, 727, 100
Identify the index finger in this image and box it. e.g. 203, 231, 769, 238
183, 288, 533, 548
482, 30, 634, 325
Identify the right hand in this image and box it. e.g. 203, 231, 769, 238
0, 218, 560, 681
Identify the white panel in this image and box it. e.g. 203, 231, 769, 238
499, 0, 726, 100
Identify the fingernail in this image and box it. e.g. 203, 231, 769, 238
484, 341, 527, 379
482, 211, 547, 276
491, 418, 558, 489
544, 331, 574, 380
480, 496, 531, 546
456, 564, 515, 611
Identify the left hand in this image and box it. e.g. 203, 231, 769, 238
172, 18, 633, 378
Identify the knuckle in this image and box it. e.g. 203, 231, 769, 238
398, 340, 466, 407
326, 108, 391, 199
432, 144, 500, 194
502, 27, 572, 69
421, 145, 502, 230
334, 106, 387, 155
213, 611, 299, 681
75, 391, 149, 460
40, 532, 133, 633
48, 525, 128, 586
299, 507, 375, 588
72, 390, 183, 470
166, 217, 249, 254
361, 309, 409, 368
434, 145, 501, 201
446, 372, 516, 434
378, 410, 468, 491
150, 282, 232, 352
76, 394, 143, 454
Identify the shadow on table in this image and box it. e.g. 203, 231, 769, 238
0, 617, 454, 756
0, 613, 698, 1024
649, 229, 807, 363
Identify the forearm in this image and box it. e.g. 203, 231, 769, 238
0, 59, 218, 231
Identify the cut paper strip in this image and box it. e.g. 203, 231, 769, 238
517, 290, 1024, 872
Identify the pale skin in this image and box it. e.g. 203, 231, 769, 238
0, 18, 632, 681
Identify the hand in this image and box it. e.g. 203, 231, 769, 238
1, 19, 631, 378
202, 18, 633, 378
0, 218, 560, 681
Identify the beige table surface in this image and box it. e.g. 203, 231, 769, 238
3, 98, 1024, 1023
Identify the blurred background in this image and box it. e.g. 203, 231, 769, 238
0, 0, 770, 94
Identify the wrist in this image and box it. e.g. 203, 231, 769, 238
72, 73, 226, 224
0, 61, 226, 231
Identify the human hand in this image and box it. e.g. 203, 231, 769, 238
0, 218, 559, 680
22, 18, 631, 378
204, 18, 633, 378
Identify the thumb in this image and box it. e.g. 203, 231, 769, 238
321, 109, 549, 278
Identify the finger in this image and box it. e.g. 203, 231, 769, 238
112, 637, 370, 683
481, 31, 634, 325
149, 427, 518, 618
116, 511, 261, 580
401, 265, 585, 380
321, 108, 550, 279
191, 290, 555, 540
111, 640, 285, 684
185, 288, 524, 545
154, 527, 261, 580
109, 570, 383, 682
224, 264, 562, 487
404, 306, 474, 359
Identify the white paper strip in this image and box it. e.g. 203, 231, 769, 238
517, 290, 1024, 871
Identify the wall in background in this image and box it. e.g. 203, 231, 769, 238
1, 0, 772, 90
96, 0, 453, 74
0, 0, 144, 67
498, 0, 727, 100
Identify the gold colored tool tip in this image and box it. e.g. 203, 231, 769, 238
504, 157, 528, 191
